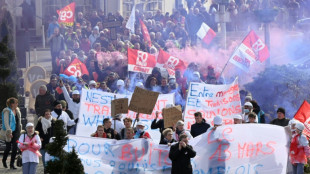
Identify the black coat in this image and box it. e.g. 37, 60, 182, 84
190, 119, 210, 137
35, 117, 56, 149
169, 143, 196, 174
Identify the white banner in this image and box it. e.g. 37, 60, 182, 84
184, 78, 242, 129
76, 89, 174, 143
66, 124, 289, 174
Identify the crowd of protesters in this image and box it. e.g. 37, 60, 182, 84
1, 0, 310, 173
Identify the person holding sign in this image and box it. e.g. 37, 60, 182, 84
51, 101, 77, 131
242, 102, 257, 123
289, 122, 310, 174
134, 122, 151, 139
169, 134, 196, 174
173, 120, 193, 141
102, 118, 121, 140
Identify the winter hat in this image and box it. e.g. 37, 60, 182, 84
245, 95, 252, 101
53, 100, 61, 107
214, 115, 223, 125
89, 80, 96, 86
244, 102, 253, 107
72, 90, 80, 95
295, 122, 304, 131
277, 107, 285, 115
117, 80, 125, 86
176, 120, 184, 127
137, 121, 145, 127
193, 71, 200, 78
26, 122, 34, 128
233, 115, 242, 120
59, 100, 67, 108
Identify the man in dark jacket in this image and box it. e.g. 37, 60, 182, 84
103, 118, 121, 140
270, 107, 290, 127
190, 112, 210, 137
35, 85, 55, 117
169, 134, 196, 174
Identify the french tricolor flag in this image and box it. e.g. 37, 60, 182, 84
196, 22, 216, 45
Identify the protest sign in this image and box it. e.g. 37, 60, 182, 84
67, 124, 289, 174
162, 105, 182, 128
76, 89, 174, 143
111, 98, 128, 117
129, 87, 159, 115
184, 78, 241, 129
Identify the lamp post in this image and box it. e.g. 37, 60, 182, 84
215, 0, 229, 50
254, 0, 278, 66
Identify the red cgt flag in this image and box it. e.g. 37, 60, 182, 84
64, 58, 89, 77
57, 2, 76, 26
128, 48, 156, 74
139, 19, 152, 47
157, 49, 187, 76
294, 100, 310, 137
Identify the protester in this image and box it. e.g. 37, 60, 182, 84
120, 117, 133, 139
18, 123, 42, 174
247, 112, 258, 123
1, 97, 22, 169
270, 107, 290, 127
169, 133, 196, 174
88, 80, 97, 90
151, 111, 165, 142
35, 109, 55, 170
91, 125, 105, 138
243, 102, 257, 123
251, 100, 265, 123
289, 122, 309, 174
207, 115, 223, 132
102, 118, 121, 140
51, 101, 77, 131
59, 80, 80, 134
173, 120, 193, 141
35, 85, 55, 121
190, 111, 210, 137
124, 128, 135, 140
160, 128, 176, 145
233, 115, 243, 124
111, 114, 125, 134
48, 27, 65, 74
134, 121, 151, 139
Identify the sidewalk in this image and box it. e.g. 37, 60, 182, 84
0, 156, 44, 173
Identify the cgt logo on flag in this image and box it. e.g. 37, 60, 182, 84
64, 58, 89, 77
57, 2, 75, 26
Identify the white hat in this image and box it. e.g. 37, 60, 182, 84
136, 82, 143, 88
244, 102, 253, 107
233, 115, 242, 120
214, 115, 223, 125
176, 120, 184, 127
137, 121, 145, 127
117, 79, 125, 86
89, 80, 96, 86
26, 122, 34, 128
72, 90, 80, 95
193, 71, 200, 78
166, 104, 175, 108
295, 122, 305, 131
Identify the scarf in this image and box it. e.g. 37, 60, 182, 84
41, 117, 52, 134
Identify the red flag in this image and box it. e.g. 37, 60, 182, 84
196, 22, 216, 45
294, 100, 310, 137
139, 19, 152, 47
57, 2, 76, 26
128, 48, 156, 74
64, 58, 89, 77
229, 30, 270, 71
157, 49, 187, 76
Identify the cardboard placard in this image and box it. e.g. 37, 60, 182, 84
111, 98, 128, 117
163, 105, 183, 128
128, 87, 159, 114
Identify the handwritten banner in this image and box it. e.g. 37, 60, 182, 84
76, 89, 174, 143
66, 124, 289, 174
111, 98, 128, 117
184, 78, 242, 129
129, 87, 159, 114
162, 105, 182, 128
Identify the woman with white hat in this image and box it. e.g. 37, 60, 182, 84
172, 120, 192, 141
289, 122, 309, 174
18, 123, 42, 174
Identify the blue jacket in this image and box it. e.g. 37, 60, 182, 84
2, 107, 16, 131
